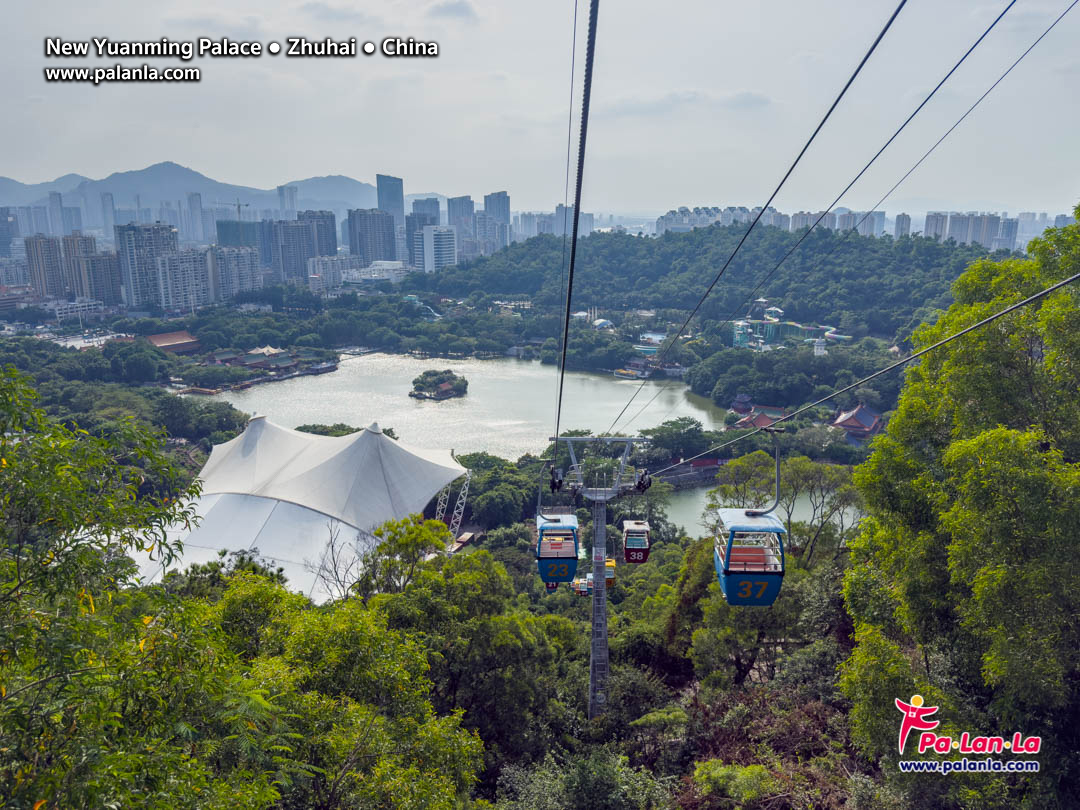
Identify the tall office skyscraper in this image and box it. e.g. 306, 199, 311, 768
406, 212, 438, 266
61, 231, 96, 297
47, 192, 65, 236
483, 191, 510, 225
1055, 213, 1076, 228
924, 212, 948, 240
417, 226, 457, 273
270, 220, 319, 284
412, 197, 440, 221
115, 222, 179, 307
447, 196, 475, 239
100, 193, 116, 241
16, 207, 50, 238
26, 235, 64, 298
347, 209, 395, 267
298, 210, 338, 256
375, 174, 405, 230
0, 207, 18, 258
186, 193, 204, 241
276, 185, 298, 216
376, 174, 405, 260
894, 213, 911, 238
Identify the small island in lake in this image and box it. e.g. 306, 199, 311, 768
409, 369, 468, 401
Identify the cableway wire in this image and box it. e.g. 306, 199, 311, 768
601, 0, 910, 437
647, 270, 1080, 477
691, 0, 1072, 390
552, 0, 601, 446
551, 0, 581, 445
612, 0, 1020, 434
540, 0, 584, 496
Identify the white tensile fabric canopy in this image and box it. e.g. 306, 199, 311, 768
135, 416, 465, 602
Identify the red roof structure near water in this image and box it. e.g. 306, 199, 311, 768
146, 330, 201, 354
734, 411, 778, 429
832, 403, 882, 440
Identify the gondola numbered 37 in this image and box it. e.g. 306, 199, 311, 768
622, 519, 651, 564
536, 512, 579, 583
713, 508, 786, 607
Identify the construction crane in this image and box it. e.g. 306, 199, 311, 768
215, 198, 250, 221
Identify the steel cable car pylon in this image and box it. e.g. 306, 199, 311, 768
553, 435, 649, 719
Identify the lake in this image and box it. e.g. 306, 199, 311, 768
208, 353, 729, 460
205, 353, 748, 534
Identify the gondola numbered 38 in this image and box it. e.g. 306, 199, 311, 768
622, 519, 651, 564
713, 508, 786, 606
536, 513, 579, 583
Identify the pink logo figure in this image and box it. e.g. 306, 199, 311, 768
895, 694, 939, 754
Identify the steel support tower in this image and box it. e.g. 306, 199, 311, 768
554, 436, 649, 719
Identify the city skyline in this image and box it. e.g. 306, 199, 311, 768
2, 1, 1079, 214
1, 157, 1077, 223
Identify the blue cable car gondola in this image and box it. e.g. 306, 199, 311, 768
536, 513, 579, 583
713, 508, 786, 607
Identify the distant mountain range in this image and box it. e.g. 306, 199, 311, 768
0, 161, 450, 227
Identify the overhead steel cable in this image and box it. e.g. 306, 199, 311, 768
612, 0, 1020, 435
678, 0, 1070, 392
648, 270, 1080, 477
551, 0, 581, 443
552, 0, 601, 445
539, 0, 584, 497
602, 0, 909, 436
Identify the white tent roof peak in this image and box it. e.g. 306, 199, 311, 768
197, 417, 464, 529
135, 417, 466, 602
368, 422, 381, 434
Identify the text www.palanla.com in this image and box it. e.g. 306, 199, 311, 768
44, 64, 200, 84
898, 758, 1040, 775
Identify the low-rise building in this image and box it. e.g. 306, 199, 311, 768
832, 403, 882, 442
147, 330, 201, 354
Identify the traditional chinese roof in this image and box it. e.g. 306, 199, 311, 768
832, 403, 882, 435
146, 330, 200, 353
735, 411, 776, 429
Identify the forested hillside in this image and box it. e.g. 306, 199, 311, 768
1, 213, 1077, 808
412, 225, 996, 338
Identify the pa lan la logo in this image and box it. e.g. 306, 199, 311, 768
895, 695, 1041, 756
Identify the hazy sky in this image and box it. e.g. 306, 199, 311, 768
3, 0, 1079, 215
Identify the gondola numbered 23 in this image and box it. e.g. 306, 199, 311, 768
535, 512, 579, 584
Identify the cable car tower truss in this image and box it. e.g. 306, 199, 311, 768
553, 435, 650, 719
